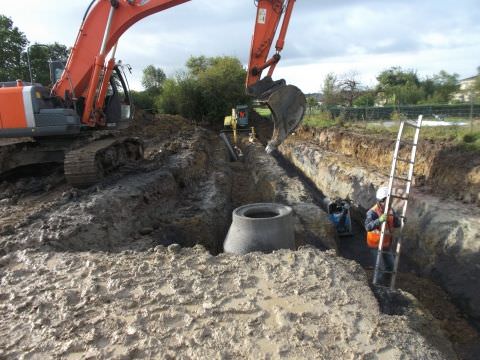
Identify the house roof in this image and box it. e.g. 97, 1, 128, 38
459, 74, 479, 82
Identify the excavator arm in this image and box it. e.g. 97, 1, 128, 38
53, 0, 306, 151
246, 0, 306, 152
246, 0, 296, 88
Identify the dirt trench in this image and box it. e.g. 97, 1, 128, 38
222, 126, 480, 360
0, 114, 474, 359
269, 122, 480, 360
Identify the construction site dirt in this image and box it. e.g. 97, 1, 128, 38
0, 113, 478, 359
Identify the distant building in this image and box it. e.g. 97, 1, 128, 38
452, 75, 479, 102
374, 92, 387, 107
305, 93, 324, 105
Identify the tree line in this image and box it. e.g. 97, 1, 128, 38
319, 67, 480, 109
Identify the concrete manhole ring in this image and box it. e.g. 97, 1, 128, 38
223, 203, 295, 255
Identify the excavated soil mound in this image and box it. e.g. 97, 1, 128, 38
0, 246, 456, 359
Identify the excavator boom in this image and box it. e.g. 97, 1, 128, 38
0, 0, 305, 186
53, 0, 191, 126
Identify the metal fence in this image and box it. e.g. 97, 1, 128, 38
321, 104, 480, 121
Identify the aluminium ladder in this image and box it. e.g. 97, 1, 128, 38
373, 115, 423, 289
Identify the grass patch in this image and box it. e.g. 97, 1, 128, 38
257, 104, 480, 151
303, 115, 336, 128
303, 110, 337, 128
357, 120, 480, 151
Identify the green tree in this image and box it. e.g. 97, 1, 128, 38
321, 72, 362, 107
306, 96, 317, 115
196, 56, 249, 122
131, 90, 157, 112
157, 71, 205, 119
421, 70, 459, 104
338, 73, 361, 107
0, 15, 28, 81
186, 55, 210, 77
322, 73, 341, 106
157, 55, 249, 123
155, 78, 181, 114
353, 90, 376, 107
377, 67, 420, 87
141, 65, 166, 92
376, 67, 424, 105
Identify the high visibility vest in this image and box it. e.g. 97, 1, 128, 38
366, 204, 395, 249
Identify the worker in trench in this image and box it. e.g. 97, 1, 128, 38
364, 186, 401, 283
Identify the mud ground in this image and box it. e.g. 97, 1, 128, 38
1, 245, 459, 359
0, 113, 474, 359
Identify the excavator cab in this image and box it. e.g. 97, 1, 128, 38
235, 105, 249, 128
49, 60, 67, 84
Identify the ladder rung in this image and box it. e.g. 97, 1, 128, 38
382, 172, 418, 178
397, 140, 416, 146
379, 250, 395, 255
373, 283, 392, 288
404, 121, 421, 129
395, 157, 415, 164
392, 175, 411, 182
390, 194, 409, 201
376, 270, 396, 274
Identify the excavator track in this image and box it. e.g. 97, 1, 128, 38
64, 137, 143, 188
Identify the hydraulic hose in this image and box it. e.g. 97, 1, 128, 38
82, 0, 97, 25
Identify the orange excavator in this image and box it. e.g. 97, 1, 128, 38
0, 0, 305, 187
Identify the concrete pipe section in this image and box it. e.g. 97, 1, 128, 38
224, 203, 295, 255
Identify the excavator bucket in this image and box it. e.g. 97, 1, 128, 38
264, 84, 306, 153
247, 76, 306, 153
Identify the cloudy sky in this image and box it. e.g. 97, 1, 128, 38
2, 0, 479, 93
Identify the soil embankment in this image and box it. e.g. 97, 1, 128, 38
289, 126, 480, 205
276, 124, 480, 357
